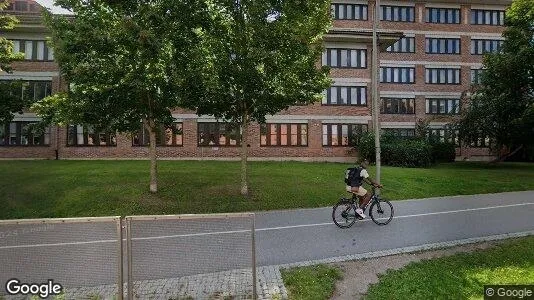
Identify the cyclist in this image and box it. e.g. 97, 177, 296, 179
346, 159, 383, 219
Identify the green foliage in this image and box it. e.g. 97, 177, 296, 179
430, 142, 456, 163
281, 264, 342, 300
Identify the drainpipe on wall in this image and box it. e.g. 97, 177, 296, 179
55, 75, 61, 160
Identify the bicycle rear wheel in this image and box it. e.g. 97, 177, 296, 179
332, 201, 357, 228
369, 199, 394, 225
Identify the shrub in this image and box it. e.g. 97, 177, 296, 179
431, 142, 456, 163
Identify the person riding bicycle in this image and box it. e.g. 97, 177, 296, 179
346, 159, 383, 219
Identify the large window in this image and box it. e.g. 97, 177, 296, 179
0, 122, 50, 146
426, 8, 460, 24
425, 68, 461, 84
426, 98, 460, 114
331, 3, 368, 20
67, 125, 117, 146
132, 123, 183, 146
386, 37, 415, 53
380, 67, 415, 84
470, 137, 493, 148
381, 5, 415, 22
322, 124, 368, 146
383, 128, 416, 138
425, 38, 461, 54
428, 128, 460, 146
381, 98, 415, 114
471, 68, 484, 84
0, 80, 52, 102
260, 123, 307, 146
470, 39, 503, 55
471, 9, 505, 26
322, 49, 367, 68
10, 40, 54, 61
323, 86, 367, 106
198, 122, 240, 146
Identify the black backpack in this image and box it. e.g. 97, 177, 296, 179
344, 167, 362, 185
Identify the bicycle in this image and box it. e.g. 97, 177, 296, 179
332, 187, 394, 228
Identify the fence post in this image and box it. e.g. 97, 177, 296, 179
252, 214, 257, 300
117, 218, 124, 300
126, 218, 133, 300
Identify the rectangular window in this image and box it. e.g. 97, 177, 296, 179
383, 128, 416, 138
67, 125, 117, 146
322, 124, 368, 147
425, 68, 461, 84
470, 136, 493, 148
381, 5, 414, 22
470, 68, 484, 84
426, 98, 461, 114
425, 38, 461, 54
380, 67, 415, 83
323, 86, 367, 106
331, 4, 368, 20
428, 129, 460, 146
9, 40, 54, 61
260, 123, 308, 146
0, 80, 52, 102
132, 122, 183, 146
426, 8, 460, 24
322, 49, 367, 68
471, 9, 505, 25
470, 39, 503, 55
386, 37, 415, 53
381, 98, 415, 114
198, 122, 240, 146
0, 122, 50, 146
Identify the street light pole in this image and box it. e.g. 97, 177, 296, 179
371, 0, 381, 190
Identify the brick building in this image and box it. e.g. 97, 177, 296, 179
0, 0, 510, 161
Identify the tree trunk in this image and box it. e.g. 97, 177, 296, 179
147, 119, 158, 193
493, 144, 524, 163
240, 117, 249, 196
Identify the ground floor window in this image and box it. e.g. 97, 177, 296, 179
132, 123, 183, 146
383, 128, 416, 138
260, 123, 308, 146
198, 122, 240, 146
322, 124, 368, 146
0, 122, 50, 146
67, 125, 116, 146
428, 129, 460, 146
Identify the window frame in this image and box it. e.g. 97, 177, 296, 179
331, 3, 368, 20
132, 122, 183, 147
381, 97, 416, 114
426, 98, 461, 115
381, 5, 415, 22
470, 9, 505, 26
380, 67, 415, 84
197, 122, 241, 147
322, 48, 367, 69
323, 86, 367, 106
9, 40, 55, 62
425, 68, 461, 85
425, 7, 461, 24
386, 37, 415, 53
260, 123, 308, 147
0, 121, 51, 147
425, 38, 461, 55
66, 125, 117, 147
322, 123, 368, 147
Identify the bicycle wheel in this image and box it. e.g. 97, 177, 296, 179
369, 199, 394, 225
332, 201, 358, 228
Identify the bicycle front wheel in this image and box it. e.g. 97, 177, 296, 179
369, 199, 394, 226
332, 201, 357, 229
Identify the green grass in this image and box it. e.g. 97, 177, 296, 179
366, 236, 534, 300
281, 264, 342, 300
0, 160, 533, 219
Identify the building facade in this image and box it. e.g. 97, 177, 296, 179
0, 0, 510, 161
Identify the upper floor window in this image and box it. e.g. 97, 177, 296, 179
470, 39, 503, 55
67, 125, 117, 146
383, 128, 415, 138
380, 67, 415, 84
10, 40, 54, 61
470, 9, 505, 26
0, 80, 52, 102
381, 5, 415, 22
425, 68, 461, 84
6, 0, 41, 12
425, 38, 461, 54
426, 98, 461, 114
331, 3, 368, 20
323, 86, 367, 106
471, 68, 484, 84
0, 122, 50, 146
198, 122, 240, 146
322, 49, 367, 68
132, 123, 183, 146
386, 37, 415, 53
322, 124, 368, 146
260, 123, 308, 146
381, 97, 415, 114
426, 8, 460, 24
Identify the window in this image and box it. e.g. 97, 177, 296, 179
323, 86, 367, 106
380, 67, 415, 83
471, 9, 505, 25
67, 125, 117, 146
428, 128, 460, 146
260, 123, 307, 146
426, 8, 460, 24
471, 68, 484, 84
0, 122, 50, 146
381, 98, 415, 114
425, 68, 461, 84
426, 98, 461, 114
132, 123, 183, 146
331, 4, 368, 20
425, 38, 461, 54
198, 122, 240, 146
322, 124, 368, 146
470, 39, 503, 55
9, 40, 55, 61
381, 5, 415, 22
0, 80, 52, 102
470, 137, 492, 148
322, 49, 367, 68
386, 37, 415, 53
383, 128, 416, 138
14, 1, 28, 12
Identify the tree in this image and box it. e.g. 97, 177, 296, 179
32, 0, 215, 192
458, 0, 534, 161
182, 0, 332, 195
0, 0, 25, 124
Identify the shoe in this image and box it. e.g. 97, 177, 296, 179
355, 208, 366, 219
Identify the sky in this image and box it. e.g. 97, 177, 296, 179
34, 0, 74, 15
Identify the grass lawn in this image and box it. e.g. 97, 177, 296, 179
281, 264, 342, 300
366, 236, 534, 299
0, 160, 533, 219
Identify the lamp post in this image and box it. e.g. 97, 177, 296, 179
371, 0, 381, 190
